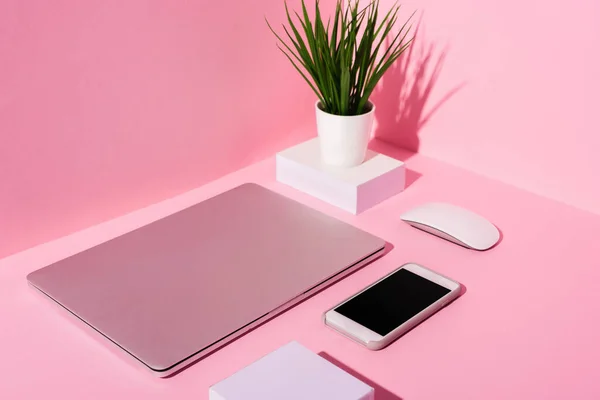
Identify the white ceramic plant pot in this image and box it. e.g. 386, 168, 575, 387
315, 101, 375, 167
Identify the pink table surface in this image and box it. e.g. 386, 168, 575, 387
2, 142, 600, 399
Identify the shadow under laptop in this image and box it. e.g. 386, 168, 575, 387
318, 352, 404, 400
165, 241, 396, 378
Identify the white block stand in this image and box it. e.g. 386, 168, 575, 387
209, 341, 374, 400
276, 138, 405, 214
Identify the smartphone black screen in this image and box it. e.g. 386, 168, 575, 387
334, 268, 451, 336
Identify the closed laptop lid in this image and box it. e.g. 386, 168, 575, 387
27, 183, 385, 373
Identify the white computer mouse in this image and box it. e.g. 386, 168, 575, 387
400, 202, 500, 251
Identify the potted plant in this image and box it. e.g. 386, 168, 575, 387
267, 0, 413, 167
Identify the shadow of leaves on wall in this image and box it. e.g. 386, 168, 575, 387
371, 20, 464, 153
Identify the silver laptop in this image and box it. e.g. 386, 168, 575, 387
27, 183, 385, 377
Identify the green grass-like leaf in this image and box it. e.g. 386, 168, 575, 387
266, 0, 414, 116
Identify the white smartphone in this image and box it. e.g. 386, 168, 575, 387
324, 262, 461, 350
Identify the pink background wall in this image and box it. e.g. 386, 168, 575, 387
0, 0, 332, 259
2, 0, 599, 259
372, 0, 600, 214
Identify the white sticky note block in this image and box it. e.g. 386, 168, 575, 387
209, 341, 374, 400
276, 138, 405, 214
